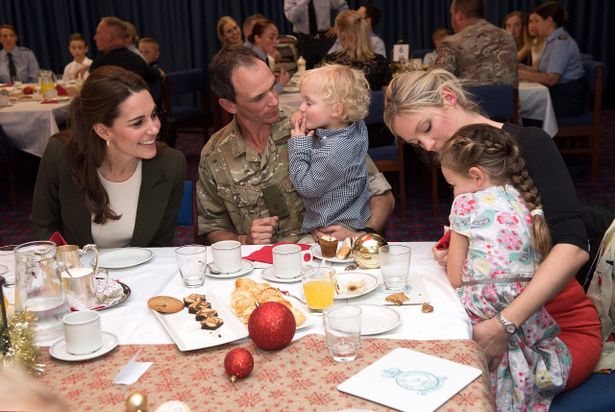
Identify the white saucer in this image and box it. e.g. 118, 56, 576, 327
94, 248, 153, 269
49, 331, 118, 361
334, 272, 379, 299
357, 305, 401, 336
260, 266, 302, 283
206, 259, 254, 279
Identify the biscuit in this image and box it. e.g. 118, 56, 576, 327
148, 296, 184, 314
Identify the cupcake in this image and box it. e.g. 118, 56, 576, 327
319, 235, 338, 258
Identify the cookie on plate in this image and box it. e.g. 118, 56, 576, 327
148, 296, 184, 314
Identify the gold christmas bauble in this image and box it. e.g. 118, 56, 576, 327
352, 233, 388, 269
126, 392, 148, 412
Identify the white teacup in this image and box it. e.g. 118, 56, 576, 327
62, 267, 109, 310
211, 240, 242, 273
272, 244, 312, 279
63, 310, 102, 355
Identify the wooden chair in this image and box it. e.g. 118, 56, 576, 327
366, 89, 406, 217
554, 60, 604, 181
430, 84, 519, 216
161, 68, 209, 146
276, 35, 299, 75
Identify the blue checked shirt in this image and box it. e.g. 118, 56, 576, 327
288, 120, 370, 232
0, 47, 40, 83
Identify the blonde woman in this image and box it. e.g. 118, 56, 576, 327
503, 11, 530, 63
216, 16, 242, 49
383, 68, 601, 391
319, 10, 390, 90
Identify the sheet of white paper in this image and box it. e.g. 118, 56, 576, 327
337, 348, 482, 412
113, 351, 153, 385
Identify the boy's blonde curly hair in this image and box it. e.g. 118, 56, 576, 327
299, 64, 371, 123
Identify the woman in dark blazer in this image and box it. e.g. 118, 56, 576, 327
31, 66, 186, 247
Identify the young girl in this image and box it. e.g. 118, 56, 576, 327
62, 33, 92, 81
288, 64, 371, 234
439, 124, 571, 411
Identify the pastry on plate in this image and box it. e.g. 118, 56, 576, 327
319, 235, 338, 258
385, 292, 409, 306
336, 237, 353, 259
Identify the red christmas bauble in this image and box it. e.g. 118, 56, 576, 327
248, 301, 296, 351
224, 348, 254, 382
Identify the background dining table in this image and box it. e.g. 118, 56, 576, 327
0, 96, 70, 157
3, 242, 494, 411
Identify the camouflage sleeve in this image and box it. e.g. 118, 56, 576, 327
433, 41, 459, 76
196, 154, 237, 236
366, 156, 392, 196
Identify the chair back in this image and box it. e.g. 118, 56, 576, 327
365, 89, 384, 125
177, 180, 193, 226
276, 35, 299, 74
465, 84, 519, 123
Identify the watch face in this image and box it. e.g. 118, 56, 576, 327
505, 324, 516, 334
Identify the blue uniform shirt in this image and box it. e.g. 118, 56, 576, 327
0, 46, 40, 83
538, 26, 584, 83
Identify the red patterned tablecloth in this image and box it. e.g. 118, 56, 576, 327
39, 335, 495, 411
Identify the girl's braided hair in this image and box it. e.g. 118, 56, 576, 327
439, 123, 552, 258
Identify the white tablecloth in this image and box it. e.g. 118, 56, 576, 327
0, 99, 70, 157
518, 81, 558, 137
15, 243, 471, 347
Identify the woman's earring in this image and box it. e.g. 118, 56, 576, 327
106, 140, 110, 147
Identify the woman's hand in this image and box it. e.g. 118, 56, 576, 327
473, 317, 509, 371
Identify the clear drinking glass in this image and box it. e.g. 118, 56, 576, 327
379, 245, 411, 291
175, 245, 207, 287
323, 305, 362, 362
301, 266, 336, 313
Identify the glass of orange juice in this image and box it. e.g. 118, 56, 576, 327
302, 266, 336, 313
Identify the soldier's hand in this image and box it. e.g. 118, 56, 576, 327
248, 216, 279, 244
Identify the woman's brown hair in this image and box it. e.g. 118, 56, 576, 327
67, 65, 149, 224
439, 124, 552, 258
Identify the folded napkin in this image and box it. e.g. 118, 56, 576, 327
55, 84, 68, 96
41, 98, 59, 104
244, 242, 310, 264
48, 231, 67, 246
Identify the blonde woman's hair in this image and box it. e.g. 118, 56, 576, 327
335, 10, 374, 61
383, 68, 479, 132
439, 124, 552, 258
299, 64, 371, 123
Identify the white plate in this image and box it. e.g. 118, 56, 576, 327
334, 272, 379, 299
94, 248, 153, 269
260, 266, 301, 283
206, 259, 254, 279
358, 304, 401, 335
49, 331, 118, 361
310, 244, 355, 264
152, 292, 249, 352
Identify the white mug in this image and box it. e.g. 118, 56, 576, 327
211, 240, 242, 273
62, 267, 109, 310
272, 244, 312, 279
63, 310, 102, 355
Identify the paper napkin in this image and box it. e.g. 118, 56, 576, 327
48, 231, 68, 246
244, 242, 310, 264
113, 349, 153, 385
337, 348, 482, 412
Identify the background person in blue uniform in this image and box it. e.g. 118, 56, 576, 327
0, 24, 40, 83
519, 2, 585, 117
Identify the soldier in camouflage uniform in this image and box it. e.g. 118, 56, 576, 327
197, 47, 394, 245
434, 0, 518, 87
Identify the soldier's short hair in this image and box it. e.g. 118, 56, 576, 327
451, 0, 485, 19
209, 46, 261, 102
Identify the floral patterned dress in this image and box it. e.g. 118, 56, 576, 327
449, 185, 571, 412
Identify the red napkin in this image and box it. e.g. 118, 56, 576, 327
244, 242, 311, 264
49, 231, 68, 246
41, 98, 59, 104
435, 230, 451, 250
55, 84, 68, 96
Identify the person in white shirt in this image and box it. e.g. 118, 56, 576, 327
62, 33, 92, 81
422, 28, 449, 67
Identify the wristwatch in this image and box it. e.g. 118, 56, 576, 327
496, 312, 517, 335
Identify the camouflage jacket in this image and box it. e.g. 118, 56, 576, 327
434, 19, 518, 86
